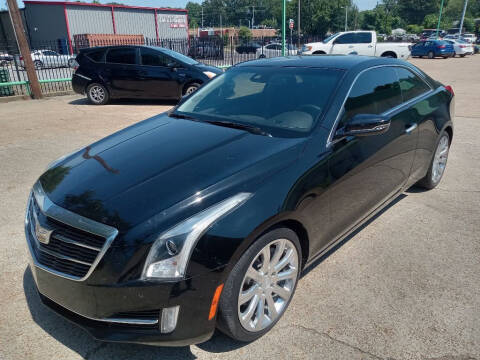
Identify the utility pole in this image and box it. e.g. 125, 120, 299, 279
6, 0, 42, 99
252, 6, 255, 28
297, 0, 301, 48
201, 6, 204, 29
436, 0, 445, 38
458, 0, 468, 35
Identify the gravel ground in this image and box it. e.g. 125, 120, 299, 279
0, 56, 479, 360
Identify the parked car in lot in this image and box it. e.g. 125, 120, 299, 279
410, 40, 455, 58
0, 52, 14, 66
72, 45, 222, 105
444, 39, 474, 57
462, 33, 477, 43
188, 42, 223, 59
236, 42, 262, 54
257, 43, 298, 58
26, 55, 454, 345
300, 30, 411, 59
19, 49, 76, 69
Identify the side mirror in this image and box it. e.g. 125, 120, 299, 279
167, 62, 178, 71
334, 114, 390, 139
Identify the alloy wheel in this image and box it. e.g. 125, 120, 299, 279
89, 85, 105, 103
185, 85, 198, 95
431, 135, 449, 184
238, 238, 299, 332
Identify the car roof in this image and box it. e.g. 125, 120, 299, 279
234, 55, 403, 71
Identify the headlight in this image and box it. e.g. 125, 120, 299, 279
203, 71, 217, 79
142, 192, 252, 280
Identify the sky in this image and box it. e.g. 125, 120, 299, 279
10, 0, 378, 11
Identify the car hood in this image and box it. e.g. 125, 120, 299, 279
192, 63, 223, 75
39, 113, 304, 232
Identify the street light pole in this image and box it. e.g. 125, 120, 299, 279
345, 5, 348, 31
297, 0, 301, 49
458, 0, 469, 35
282, 0, 286, 55
435, 0, 445, 38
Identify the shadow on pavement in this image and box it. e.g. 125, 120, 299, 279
68, 97, 178, 106
23, 268, 247, 359
302, 193, 408, 278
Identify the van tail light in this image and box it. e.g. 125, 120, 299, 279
19, 56, 23, 60
445, 85, 454, 97
459, 45, 466, 48
437, 45, 446, 49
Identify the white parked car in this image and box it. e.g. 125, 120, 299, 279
462, 33, 477, 43
257, 43, 298, 58
300, 30, 411, 59
444, 39, 474, 57
20, 49, 76, 69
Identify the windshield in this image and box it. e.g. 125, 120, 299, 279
175, 66, 343, 137
323, 33, 339, 43
159, 48, 199, 65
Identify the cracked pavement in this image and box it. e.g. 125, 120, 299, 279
0, 56, 479, 359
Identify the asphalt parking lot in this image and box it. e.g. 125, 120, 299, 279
0, 56, 479, 360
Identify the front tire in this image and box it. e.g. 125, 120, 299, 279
86, 83, 109, 105
33, 60, 43, 69
416, 131, 450, 189
217, 228, 301, 342
428, 51, 434, 59
183, 82, 200, 96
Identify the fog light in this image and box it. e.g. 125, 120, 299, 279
160, 306, 180, 333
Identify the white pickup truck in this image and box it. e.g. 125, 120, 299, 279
300, 31, 411, 59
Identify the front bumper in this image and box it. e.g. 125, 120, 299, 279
28, 256, 222, 346
25, 193, 224, 346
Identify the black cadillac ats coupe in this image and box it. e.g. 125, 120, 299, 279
25, 55, 454, 346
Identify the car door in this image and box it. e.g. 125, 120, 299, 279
412, 42, 425, 56
331, 33, 357, 54
393, 66, 438, 185
354, 32, 375, 56
320, 66, 418, 251
104, 47, 141, 98
138, 47, 180, 99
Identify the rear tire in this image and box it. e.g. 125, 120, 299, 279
428, 51, 434, 59
460, 54, 466, 57
86, 83, 109, 105
416, 131, 450, 190
217, 228, 301, 342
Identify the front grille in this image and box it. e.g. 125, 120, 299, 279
27, 193, 112, 280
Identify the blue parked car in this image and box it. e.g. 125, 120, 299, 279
411, 40, 455, 59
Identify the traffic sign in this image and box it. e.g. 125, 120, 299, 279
289, 18, 294, 29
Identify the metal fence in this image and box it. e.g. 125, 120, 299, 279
0, 35, 314, 99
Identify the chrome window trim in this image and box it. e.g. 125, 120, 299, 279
25, 181, 118, 282
41, 293, 159, 325
326, 64, 433, 147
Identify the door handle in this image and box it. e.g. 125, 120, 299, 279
405, 123, 418, 134
348, 45, 354, 48
368, 45, 373, 48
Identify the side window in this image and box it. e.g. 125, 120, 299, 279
140, 48, 169, 66
106, 48, 137, 65
340, 67, 402, 127
356, 32, 372, 44
395, 67, 431, 102
334, 33, 355, 44
43, 50, 57, 56
85, 49, 105, 62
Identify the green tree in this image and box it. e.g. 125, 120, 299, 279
238, 26, 252, 42
397, 0, 441, 25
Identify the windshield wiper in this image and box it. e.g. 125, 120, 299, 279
168, 112, 197, 120
203, 119, 272, 137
